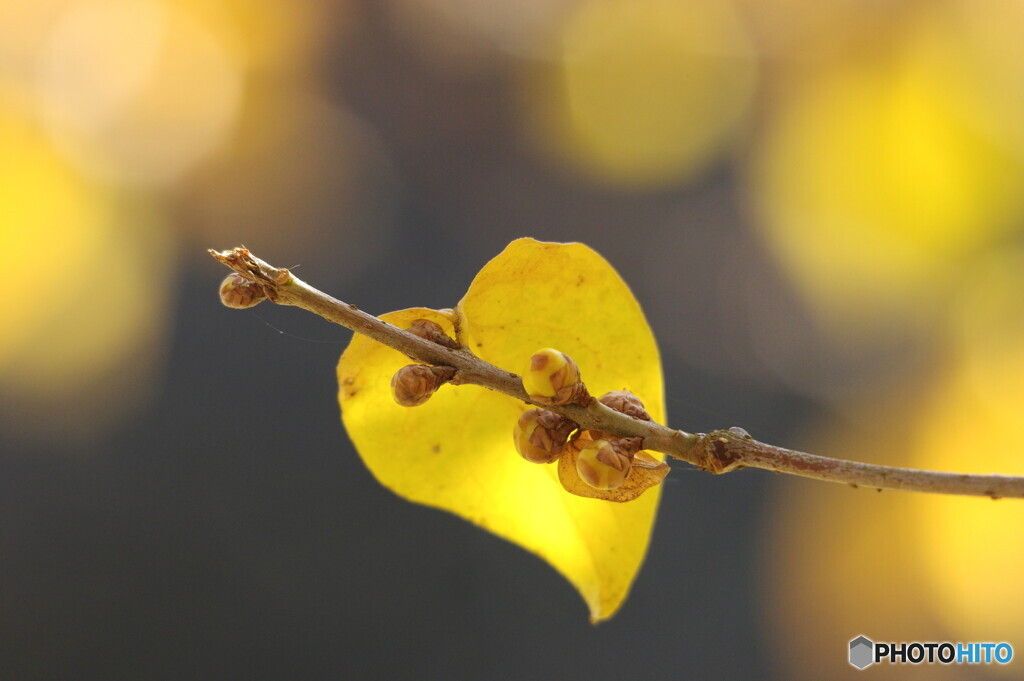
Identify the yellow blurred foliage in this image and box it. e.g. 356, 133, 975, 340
0, 0, 66, 86
945, 0, 1024, 160
907, 251, 1024, 650
526, 0, 756, 188
0, 107, 172, 443
911, 375, 1024, 652
765, 248, 1024, 677
0, 0, 334, 443
768, 369, 1024, 679
0, 109, 109, 362
766, 473, 960, 680
176, 0, 343, 73
338, 239, 664, 621
949, 250, 1024, 422
751, 13, 1024, 337
36, 0, 243, 186
737, 0, 899, 58
5, 0, 335, 189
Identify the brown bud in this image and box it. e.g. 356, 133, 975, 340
513, 409, 577, 464
523, 348, 587, 405
576, 438, 631, 490
390, 364, 456, 407
406, 319, 460, 349
219, 273, 266, 309
599, 390, 651, 421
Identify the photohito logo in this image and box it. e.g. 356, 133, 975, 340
849, 636, 1013, 669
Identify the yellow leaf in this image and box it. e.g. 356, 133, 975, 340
337, 238, 664, 622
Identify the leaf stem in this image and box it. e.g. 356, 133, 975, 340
211, 247, 1024, 500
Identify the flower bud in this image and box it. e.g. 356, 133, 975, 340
219, 273, 266, 309
390, 364, 455, 407
599, 390, 650, 421
513, 409, 577, 464
523, 348, 585, 405
576, 438, 631, 490
406, 319, 460, 349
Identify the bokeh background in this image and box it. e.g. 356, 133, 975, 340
3, 0, 1024, 678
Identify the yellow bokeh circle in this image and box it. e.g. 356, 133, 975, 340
36, 0, 243, 186
750, 16, 1024, 334
526, 0, 757, 189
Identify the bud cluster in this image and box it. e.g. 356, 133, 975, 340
377, 333, 667, 499
513, 354, 661, 495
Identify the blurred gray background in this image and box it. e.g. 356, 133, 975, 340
4, 1, 1024, 679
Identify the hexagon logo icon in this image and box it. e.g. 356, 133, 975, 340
849, 635, 874, 669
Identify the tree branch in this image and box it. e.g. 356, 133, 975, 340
211, 247, 1024, 500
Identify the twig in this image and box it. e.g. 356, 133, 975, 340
211, 247, 1024, 500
